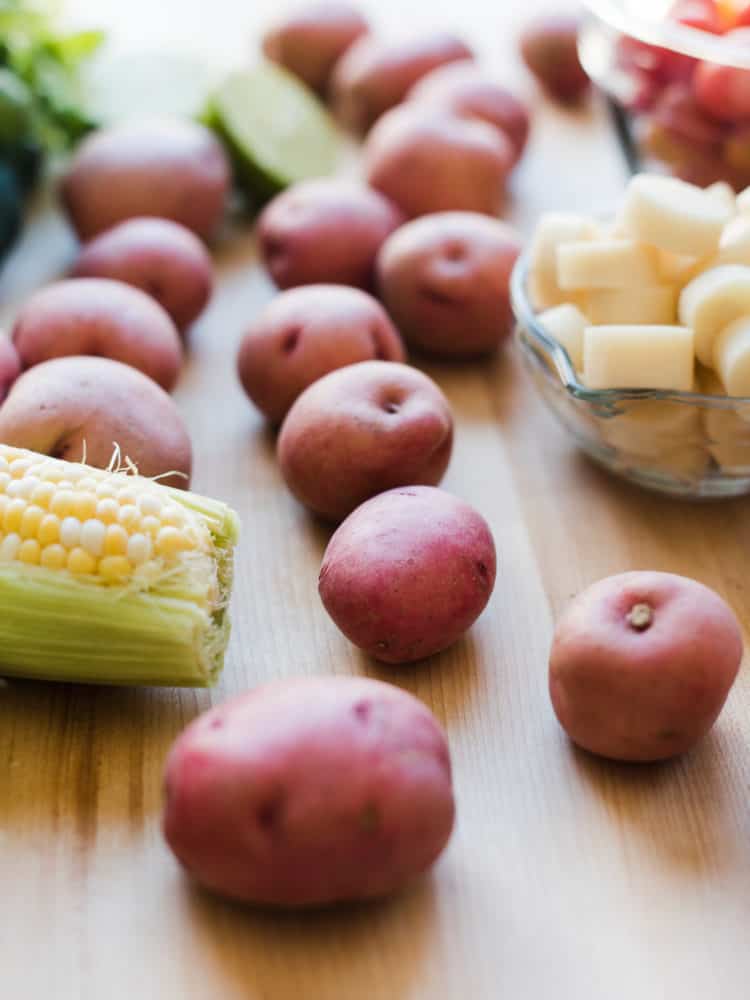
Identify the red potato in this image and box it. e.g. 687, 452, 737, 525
0, 356, 191, 487
60, 117, 231, 242
376, 211, 522, 358
364, 106, 513, 219
319, 485, 496, 663
549, 571, 743, 762
407, 61, 530, 165
651, 83, 728, 148
258, 180, 403, 290
330, 32, 474, 132
0, 337, 20, 403
11, 278, 183, 391
277, 360, 453, 521
520, 15, 590, 103
71, 218, 214, 332
694, 31, 750, 122
262, 2, 370, 94
238, 285, 405, 424
163, 675, 454, 906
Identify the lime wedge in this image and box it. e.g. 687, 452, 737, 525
209, 63, 340, 203
81, 49, 218, 125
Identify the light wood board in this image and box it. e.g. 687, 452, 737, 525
2, 2, 750, 998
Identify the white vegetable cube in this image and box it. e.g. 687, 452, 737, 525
678, 265, 750, 366
528, 212, 599, 308
537, 303, 588, 371
585, 285, 677, 325
706, 181, 737, 217
620, 174, 731, 257
657, 249, 701, 287
713, 316, 750, 397
583, 325, 694, 391
556, 240, 661, 290
716, 216, 750, 267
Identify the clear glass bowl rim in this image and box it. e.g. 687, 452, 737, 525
510, 249, 750, 411
582, 0, 750, 69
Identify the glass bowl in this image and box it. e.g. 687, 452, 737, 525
511, 251, 750, 498
580, 0, 750, 189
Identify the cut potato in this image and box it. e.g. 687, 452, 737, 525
537, 303, 588, 371
585, 285, 676, 325
620, 173, 731, 257
528, 212, 598, 307
678, 265, 750, 366
713, 315, 750, 397
557, 240, 661, 290
583, 325, 694, 392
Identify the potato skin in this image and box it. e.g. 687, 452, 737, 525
319, 486, 496, 663
0, 337, 20, 403
258, 180, 404, 291
0, 356, 191, 487
238, 285, 405, 424
549, 572, 743, 762
331, 33, 474, 132
12, 278, 183, 391
60, 117, 230, 241
71, 217, 214, 332
162, 675, 454, 906
262, 3, 370, 95
278, 361, 453, 521
376, 211, 522, 358
407, 62, 530, 165
364, 106, 513, 218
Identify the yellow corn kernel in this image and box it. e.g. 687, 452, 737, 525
99, 555, 132, 580
38, 514, 60, 546
60, 517, 82, 549
95, 482, 118, 499
10, 457, 33, 478
40, 543, 67, 570
141, 515, 160, 537
4, 498, 26, 533
67, 547, 96, 575
81, 519, 106, 557
161, 504, 186, 527
77, 476, 98, 493
18, 539, 41, 565
0, 456, 9, 475
0, 472, 11, 492
6, 477, 37, 499
138, 495, 161, 517
20, 505, 45, 540
50, 489, 75, 518
96, 498, 120, 524
31, 481, 56, 508
0, 532, 21, 561
156, 526, 190, 556
117, 488, 138, 506
104, 524, 129, 556
127, 533, 152, 566
71, 493, 97, 521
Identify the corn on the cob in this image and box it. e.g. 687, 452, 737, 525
0, 444, 239, 687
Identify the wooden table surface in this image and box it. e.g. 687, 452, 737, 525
2, 1, 750, 998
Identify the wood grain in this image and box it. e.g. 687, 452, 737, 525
2, 2, 750, 998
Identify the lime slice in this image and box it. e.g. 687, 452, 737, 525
209, 62, 340, 203
0, 69, 32, 146
81, 49, 218, 125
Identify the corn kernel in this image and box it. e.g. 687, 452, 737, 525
10, 457, 33, 478
60, 517, 82, 549
81, 519, 106, 557
117, 488, 138, 506
31, 481, 56, 508
0, 496, 8, 517
141, 515, 160, 537
20, 505, 44, 540
138, 495, 161, 517
67, 547, 96, 575
0, 457, 9, 475
95, 482, 118, 499
40, 543, 67, 570
119, 504, 140, 529
77, 476, 97, 493
18, 539, 41, 565
0, 533, 21, 560
4, 498, 26, 533
72, 493, 97, 521
156, 526, 190, 556
50, 490, 75, 518
38, 513, 61, 545
57, 480, 74, 491
6, 477, 37, 499
99, 555, 132, 580
161, 504, 186, 526
96, 498, 120, 523
0, 472, 10, 493
104, 524, 128, 556
127, 533, 152, 566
